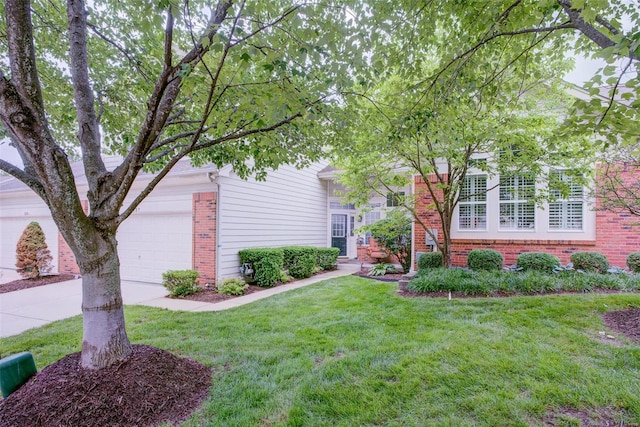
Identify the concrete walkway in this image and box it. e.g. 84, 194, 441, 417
0, 264, 360, 338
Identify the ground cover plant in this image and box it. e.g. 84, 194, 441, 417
409, 268, 640, 296
1, 276, 640, 426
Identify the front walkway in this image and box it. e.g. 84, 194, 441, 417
0, 264, 360, 338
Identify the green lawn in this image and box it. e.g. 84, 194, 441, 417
2, 276, 640, 426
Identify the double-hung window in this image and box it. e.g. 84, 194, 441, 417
459, 175, 487, 230
549, 170, 584, 230
499, 175, 535, 230
386, 191, 405, 207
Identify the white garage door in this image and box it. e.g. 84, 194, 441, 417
117, 196, 192, 283
0, 216, 59, 272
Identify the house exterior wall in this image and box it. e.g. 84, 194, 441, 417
217, 162, 329, 279
414, 169, 640, 268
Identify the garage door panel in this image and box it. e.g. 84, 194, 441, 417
117, 211, 192, 283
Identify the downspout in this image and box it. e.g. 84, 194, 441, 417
410, 176, 416, 272
207, 171, 222, 283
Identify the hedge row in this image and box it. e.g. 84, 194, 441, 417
239, 246, 340, 287
417, 249, 640, 274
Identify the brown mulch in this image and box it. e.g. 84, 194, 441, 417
543, 406, 635, 426
352, 270, 405, 282
0, 274, 76, 294
0, 345, 212, 427
182, 283, 275, 303
601, 308, 640, 343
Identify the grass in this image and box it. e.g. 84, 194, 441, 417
2, 276, 640, 426
409, 268, 640, 296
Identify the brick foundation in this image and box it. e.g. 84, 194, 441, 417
193, 192, 217, 285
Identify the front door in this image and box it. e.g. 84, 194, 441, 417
331, 214, 348, 256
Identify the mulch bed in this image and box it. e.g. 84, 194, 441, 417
601, 308, 640, 343
182, 283, 276, 303
352, 270, 405, 282
0, 274, 76, 294
0, 345, 212, 427
544, 406, 633, 426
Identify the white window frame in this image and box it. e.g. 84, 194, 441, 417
499, 175, 535, 231
548, 169, 584, 231
458, 174, 487, 231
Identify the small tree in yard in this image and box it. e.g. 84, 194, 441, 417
15, 221, 53, 279
0, 0, 357, 369
358, 209, 412, 273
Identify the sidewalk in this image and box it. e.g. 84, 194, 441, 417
0, 264, 360, 338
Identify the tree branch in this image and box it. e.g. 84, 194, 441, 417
0, 158, 45, 198
67, 0, 106, 198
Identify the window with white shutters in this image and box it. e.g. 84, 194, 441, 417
459, 175, 487, 230
499, 175, 535, 230
549, 170, 584, 230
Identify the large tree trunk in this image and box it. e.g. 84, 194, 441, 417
77, 233, 132, 369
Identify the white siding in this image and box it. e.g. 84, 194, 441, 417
217, 162, 329, 278
0, 195, 59, 272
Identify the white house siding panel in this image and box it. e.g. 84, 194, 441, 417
217, 162, 329, 278
0, 196, 59, 272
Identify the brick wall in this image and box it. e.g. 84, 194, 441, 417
356, 238, 402, 264
192, 192, 217, 285
414, 171, 640, 268
58, 200, 88, 275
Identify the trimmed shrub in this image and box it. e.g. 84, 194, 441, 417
15, 221, 53, 279
217, 278, 248, 295
282, 246, 318, 279
418, 252, 443, 270
162, 270, 200, 297
239, 248, 284, 287
627, 252, 640, 273
570, 252, 609, 274
516, 252, 561, 273
317, 247, 340, 270
467, 249, 503, 271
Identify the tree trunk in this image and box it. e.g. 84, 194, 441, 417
78, 234, 132, 369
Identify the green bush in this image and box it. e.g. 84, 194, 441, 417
368, 263, 395, 276
216, 278, 248, 295
317, 247, 340, 270
282, 246, 318, 279
627, 252, 640, 273
279, 270, 294, 283
162, 270, 200, 297
417, 252, 443, 270
516, 252, 561, 273
239, 248, 284, 287
467, 249, 503, 271
570, 252, 609, 274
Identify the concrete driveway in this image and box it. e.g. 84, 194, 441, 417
0, 263, 361, 338
0, 272, 168, 338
